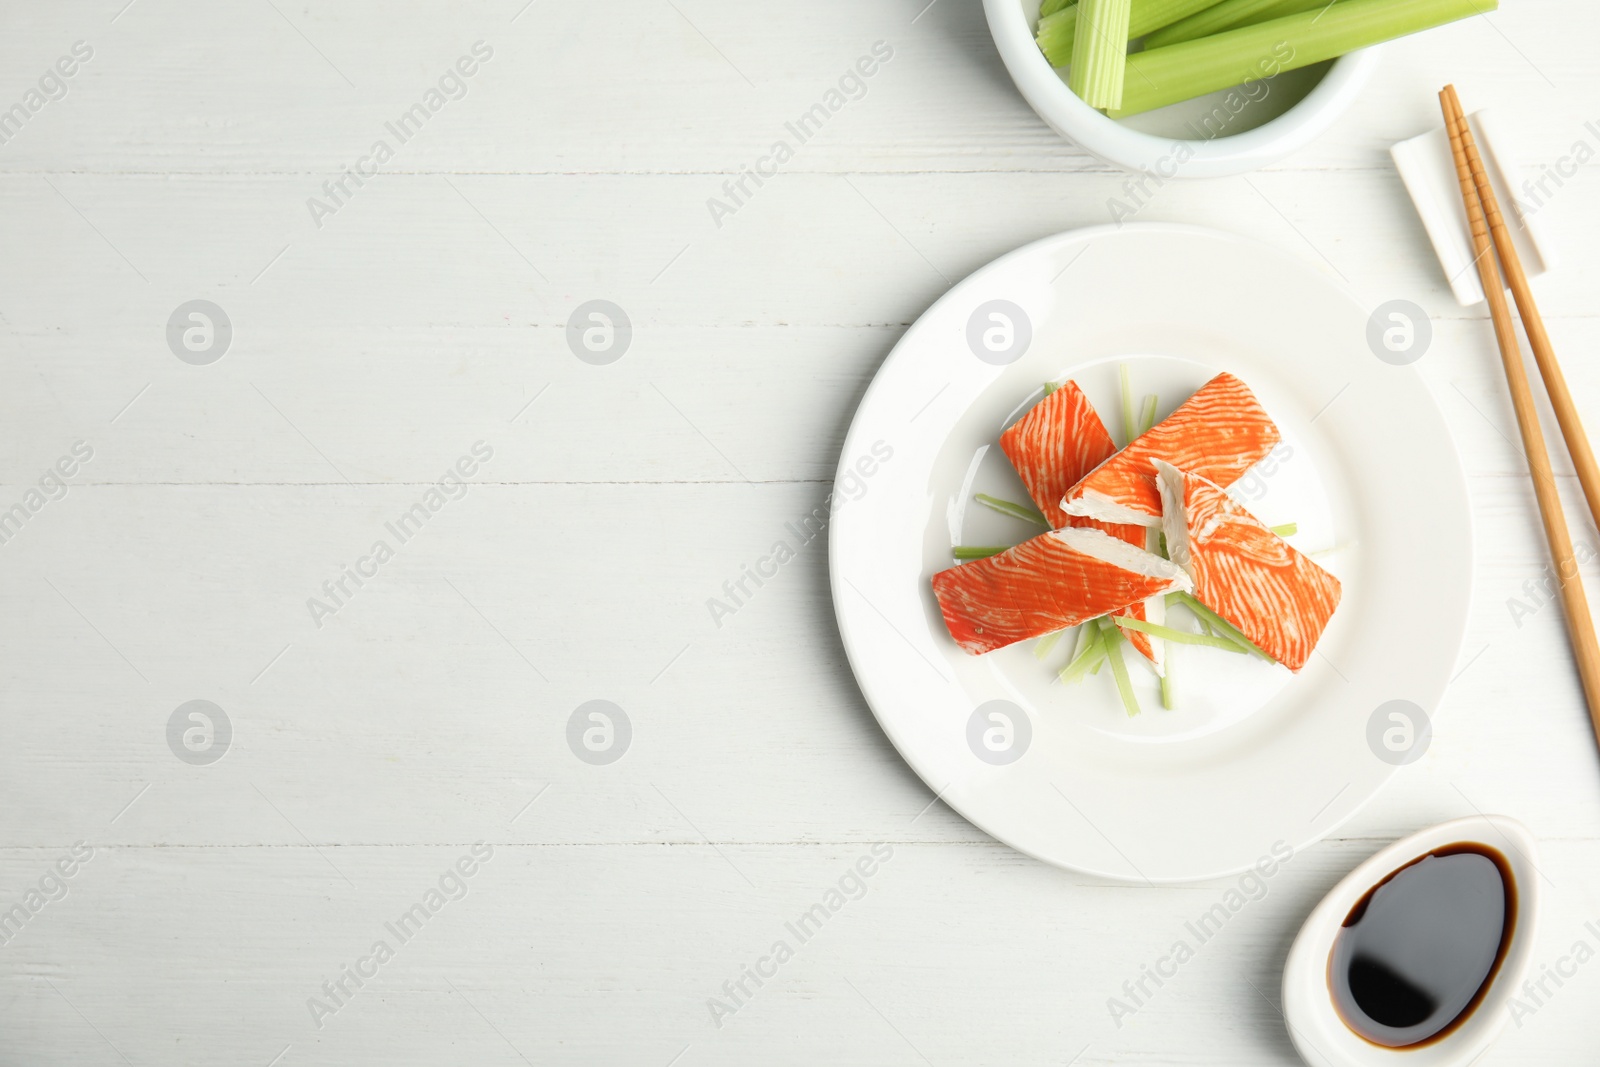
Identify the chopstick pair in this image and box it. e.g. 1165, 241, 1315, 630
1438, 85, 1600, 741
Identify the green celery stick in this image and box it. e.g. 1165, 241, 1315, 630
1146, 0, 1350, 45
1269, 522, 1298, 537
1042, 380, 1060, 395
1119, 364, 1137, 446
954, 545, 1009, 560
1160, 654, 1175, 709
1036, 7, 1081, 67
1144, 0, 1296, 48
1099, 618, 1142, 717
1069, 0, 1133, 109
1111, 0, 1495, 117
1034, 628, 1065, 660
1114, 615, 1249, 651
1036, 0, 1231, 67
974, 493, 1049, 527
1130, 0, 1234, 32
1041, 0, 1074, 16
1239, 0, 1347, 27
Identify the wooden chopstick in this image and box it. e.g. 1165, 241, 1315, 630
1439, 86, 1600, 740
1443, 85, 1600, 535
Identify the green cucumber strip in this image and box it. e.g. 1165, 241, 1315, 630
1269, 522, 1298, 537
1171, 592, 1275, 662
974, 494, 1049, 527
953, 545, 1009, 560
1114, 616, 1249, 652
1059, 627, 1107, 684
1069, 0, 1133, 109
1172, 598, 1217, 638
1144, 0, 1292, 48
1139, 393, 1159, 435
1036, 0, 1231, 67
1099, 618, 1142, 717
1110, 0, 1496, 117
1119, 364, 1137, 446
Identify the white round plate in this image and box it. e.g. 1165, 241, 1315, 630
830, 223, 1471, 883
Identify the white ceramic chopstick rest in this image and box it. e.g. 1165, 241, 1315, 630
1391, 108, 1556, 306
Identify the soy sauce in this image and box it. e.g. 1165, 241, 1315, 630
1328, 843, 1515, 1049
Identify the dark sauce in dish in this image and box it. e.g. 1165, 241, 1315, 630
1328, 843, 1515, 1049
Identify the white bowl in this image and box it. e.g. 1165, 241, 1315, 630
1281, 816, 1541, 1067
983, 0, 1383, 177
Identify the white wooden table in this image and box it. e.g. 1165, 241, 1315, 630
2, 1, 1598, 1063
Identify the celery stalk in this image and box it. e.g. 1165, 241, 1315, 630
1041, 0, 1075, 16
1110, 0, 1496, 117
1035, 8, 1081, 67
1160, 656, 1175, 709
1069, 0, 1133, 109
1139, 394, 1159, 435
1144, 0, 1294, 48
1037, 0, 1231, 67
1114, 615, 1248, 651
1042, 380, 1060, 396
954, 545, 1009, 560
1269, 522, 1298, 537
1201, 0, 1350, 39
1100, 619, 1142, 717
974, 494, 1049, 527
1241, 0, 1346, 27
1034, 628, 1065, 660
